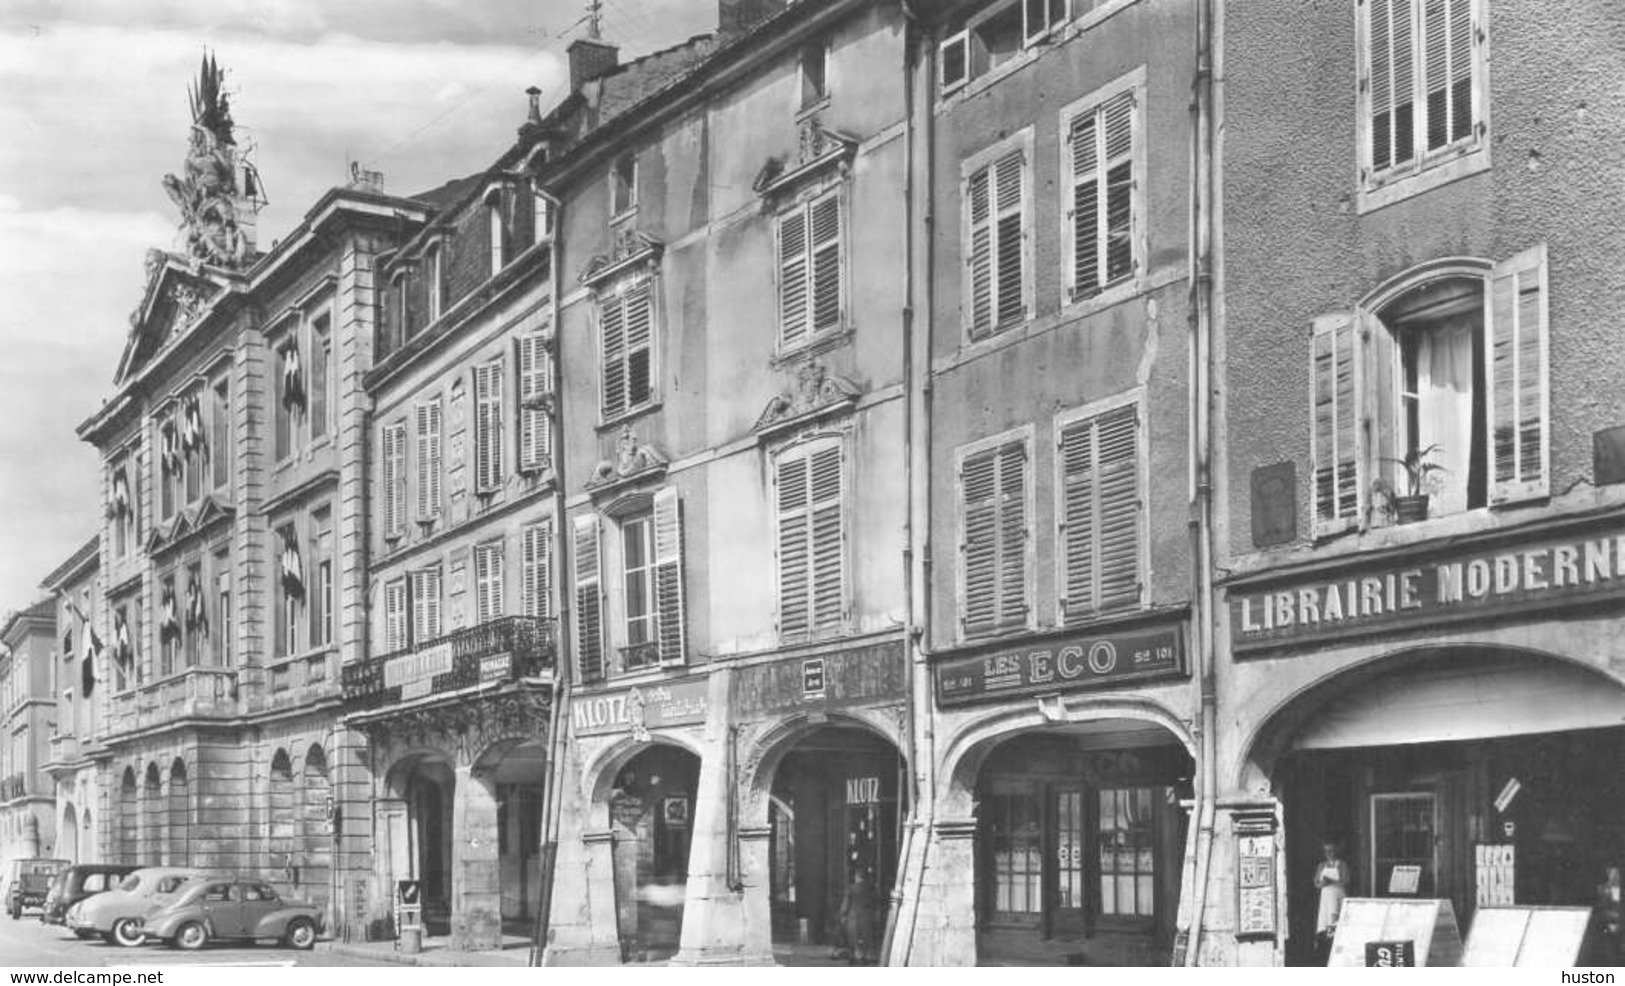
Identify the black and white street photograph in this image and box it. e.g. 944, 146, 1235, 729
1, 0, 1622, 971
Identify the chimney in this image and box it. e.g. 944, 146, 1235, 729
567, 37, 619, 91
718, 0, 786, 39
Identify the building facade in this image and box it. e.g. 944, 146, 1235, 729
40, 537, 104, 865
1214, 0, 1625, 967
0, 600, 60, 871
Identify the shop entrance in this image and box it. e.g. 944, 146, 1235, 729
474, 739, 548, 936
387, 757, 455, 937
972, 721, 1192, 966
767, 725, 906, 960
1264, 649, 1625, 966
608, 744, 699, 963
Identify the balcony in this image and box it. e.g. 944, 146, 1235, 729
0, 773, 25, 802
110, 667, 238, 736
342, 616, 556, 713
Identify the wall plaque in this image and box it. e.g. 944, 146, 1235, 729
934, 623, 1185, 708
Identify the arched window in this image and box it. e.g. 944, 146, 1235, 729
301, 745, 331, 899
141, 763, 163, 865
117, 769, 137, 864
269, 749, 295, 867
167, 760, 189, 867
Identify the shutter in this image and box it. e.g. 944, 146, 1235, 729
1094, 405, 1142, 612
1487, 244, 1549, 504
967, 167, 993, 339
778, 207, 810, 349
425, 401, 441, 516
600, 292, 626, 419
993, 151, 1025, 329
523, 521, 551, 619
1310, 313, 1364, 533
1101, 92, 1136, 285
776, 454, 811, 637
476, 543, 504, 624
572, 514, 605, 681
652, 487, 687, 666
1369, 0, 1416, 172
1448, 0, 1475, 143
384, 580, 406, 653
381, 426, 395, 536
960, 449, 998, 634
1422, 0, 1474, 150
809, 193, 842, 334
1059, 419, 1094, 620
384, 422, 407, 536
474, 362, 503, 492
517, 334, 549, 471
996, 442, 1028, 623
415, 403, 430, 519
1069, 110, 1101, 299
623, 280, 653, 409
808, 444, 844, 632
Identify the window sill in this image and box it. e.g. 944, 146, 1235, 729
1357, 145, 1491, 215
597, 401, 662, 434
609, 206, 639, 228
773, 326, 855, 367
1062, 275, 1142, 321
796, 96, 831, 123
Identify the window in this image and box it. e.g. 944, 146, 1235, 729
184, 562, 203, 668
1098, 786, 1156, 918
1309, 246, 1548, 536
215, 558, 231, 668
963, 139, 1029, 341
800, 40, 828, 108
516, 334, 551, 472
487, 190, 506, 275
159, 575, 177, 676
310, 510, 333, 648
474, 541, 504, 625
573, 514, 605, 681
1023, 0, 1069, 43
522, 520, 552, 619
211, 379, 230, 491
310, 315, 331, 442
382, 420, 406, 538
970, 3, 1023, 77
984, 791, 1043, 914
184, 398, 202, 505
111, 462, 134, 557
275, 524, 301, 658
383, 578, 407, 653
598, 277, 655, 421
1064, 79, 1140, 303
159, 417, 177, 520
958, 434, 1030, 638
1057, 399, 1144, 621
426, 246, 444, 323
1358, 0, 1487, 205
409, 568, 441, 645
611, 153, 638, 217
775, 439, 845, 640
940, 27, 970, 93
776, 191, 843, 351
621, 513, 658, 669
392, 273, 410, 342
415, 399, 442, 519
532, 189, 553, 246
473, 361, 504, 493
275, 344, 295, 461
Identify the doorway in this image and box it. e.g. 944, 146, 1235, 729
608, 744, 700, 963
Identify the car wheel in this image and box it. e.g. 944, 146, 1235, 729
283, 918, 316, 951
112, 917, 147, 948
174, 921, 207, 951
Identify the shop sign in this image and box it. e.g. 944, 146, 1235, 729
734, 640, 907, 719
933, 625, 1184, 708
384, 642, 452, 695
480, 653, 511, 682
845, 776, 880, 805
1365, 941, 1415, 967
1230, 530, 1625, 655
572, 677, 710, 737
1475, 844, 1515, 906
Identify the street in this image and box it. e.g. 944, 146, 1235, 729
0, 914, 372, 968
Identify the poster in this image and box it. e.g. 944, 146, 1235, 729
1235, 832, 1277, 939
1475, 844, 1515, 906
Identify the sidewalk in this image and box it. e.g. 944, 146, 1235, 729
316, 933, 534, 967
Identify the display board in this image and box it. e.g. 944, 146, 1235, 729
1461, 906, 1593, 966
1327, 898, 1462, 967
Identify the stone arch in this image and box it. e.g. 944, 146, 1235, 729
140, 762, 163, 864
60, 802, 79, 863
300, 744, 331, 901
82, 808, 94, 864
167, 758, 189, 866
936, 695, 1196, 819
269, 748, 296, 865
582, 732, 707, 807
739, 708, 907, 829
117, 767, 138, 864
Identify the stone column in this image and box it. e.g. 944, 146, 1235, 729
450, 765, 501, 950
903, 816, 978, 966
543, 829, 623, 965
736, 826, 774, 964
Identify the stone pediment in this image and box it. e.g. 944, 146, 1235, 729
578, 228, 663, 288
144, 494, 235, 557
116, 252, 231, 384
753, 359, 861, 438
584, 424, 669, 497
753, 115, 860, 204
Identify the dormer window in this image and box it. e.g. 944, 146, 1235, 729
800, 40, 828, 109
425, 246, 443, 323
486, 187, 506, 275
533, 186, 554, 246
611, 153, 638, 219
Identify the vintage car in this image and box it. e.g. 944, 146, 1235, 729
41, 864, 141, 926
144, 878, 321, 951
6, 858, 69, 919
64, 868, 209, 946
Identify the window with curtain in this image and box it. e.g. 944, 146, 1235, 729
1097, 786, 1156, 919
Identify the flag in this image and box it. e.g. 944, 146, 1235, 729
282, 345, 305, 409
280, 530, 304, 598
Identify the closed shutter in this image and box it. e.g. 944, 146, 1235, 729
652, 487, 687, 666
1423, 0, 1475, 152
523, 520, 552, 619
517, 334, 551, 471
1069, 92, 1136, 300
967, 150, 1026, 340
383, 579, 406, 653
1310, 313, 1364, 533
778, 207, 809, 349
475, 543, 504, 624
623, 280, 653, 410
960, 441, 1029, 636
410, 569, 441, 645
599, 289, 626, 420
415, 400, 441, 519
809, 193, 842, 335
778, 442, 844, 639
383, 422, 406, 536
572, 514, 605, 681
1059, 404, 1143, 621
1367, 0, 1417, 173
474, 361, 503, 492
776, 454, 811, 638
1487, 244, 1549, 504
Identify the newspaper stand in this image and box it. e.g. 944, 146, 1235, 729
396, 879, 423, 954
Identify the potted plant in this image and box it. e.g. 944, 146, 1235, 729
1374, 444, 1445, 524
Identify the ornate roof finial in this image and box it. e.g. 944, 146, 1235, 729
162, 51, 259, 269
586, 0, 604, 40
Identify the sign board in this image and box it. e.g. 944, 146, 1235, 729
1475, 844, 1516, 906
934, 624, 1185, 707
1327, 898, 1462, 967
479, 653, 512, 682
1494, 778, 1522, 813
1388, 865, 1422, 895
1230, 529, 1625, 655
1364, 941, 1416, 966
845, 776, 881, 805
384, 642, 453, 690
572, 677, 710, 737
1462, 906, 1593, 966
1235, 832, 1278, 940
396, 880, 422, 906
733, 641, 906, 719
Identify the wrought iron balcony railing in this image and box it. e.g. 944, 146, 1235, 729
342, 615, 556, 712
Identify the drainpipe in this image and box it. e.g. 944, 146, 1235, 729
1183, 0, 1219, 967
530, 190, 571, 967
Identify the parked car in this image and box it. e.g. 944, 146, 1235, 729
145, 879, 321, 951
41, 864, 142, 926
6, 858, 69, 920
65, 868, 211, 946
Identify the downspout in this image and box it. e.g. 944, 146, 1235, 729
530, 190, 572, 967
1183, 0, 1219, 967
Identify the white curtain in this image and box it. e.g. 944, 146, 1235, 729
1416, 319, 1474, 515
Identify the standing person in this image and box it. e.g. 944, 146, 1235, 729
838, 868, 880, 966
1314, 839, 1350, 964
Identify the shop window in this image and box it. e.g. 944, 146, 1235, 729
957, 433, 1031, 638
1098, 786, 1156, 919
1057, 398, 1144, 621
776, 189, 844, 353
985, 791, 1044, 914
1369, 792, 1437, 898
963, 134, 1030, 342
775, 438, 846, 641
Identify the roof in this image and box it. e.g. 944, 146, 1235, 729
1, 598, 57, 644
592, 34, 720, 127
407, 173, 486, 212
40, 536, 99, 592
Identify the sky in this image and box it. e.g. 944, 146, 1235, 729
0, 0, 715, 613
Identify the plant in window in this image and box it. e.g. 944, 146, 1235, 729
1373, 443, 1446, 524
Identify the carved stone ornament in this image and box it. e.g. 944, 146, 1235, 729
752, 115, 859, 201
585, 424, 669, 493
578, 228, 663, 287
356, 688, 550, 765
753, 359, 861, 436
159, 54, 257, 270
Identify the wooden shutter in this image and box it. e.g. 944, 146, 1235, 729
383, 422, 406, 536
600, 290, 626, 419
960, 441, 1028, 636
808, 444, 845, 633
523, 520, 551, 619
474, 362, 502, 492
1422, 0, 1475, 151
809, 193, 842, 334
1068, 94, 1135, 301
1059, 405, 1143, 620
475, 543, 503, 624
572, 514, 605, 681
1366, 0, 1416, 173
777, 454, 810, 637
415, 400, 441, 519
966, 149, 1026, 341
993, 152, 1025, 330
1487, 244, 1549, 504
517, 334, 550, 471
384, 579, 406, 653
778, 206, 809, 349
966, 166, 993, 338
410, 569, 440, 645
1310, 313, 1364, 534
652, 487, 687, 666
623, 280, 653, 410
